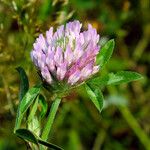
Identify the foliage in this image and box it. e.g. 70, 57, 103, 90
0, 0, 149, 150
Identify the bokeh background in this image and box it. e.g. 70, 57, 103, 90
0, 0, 150, 149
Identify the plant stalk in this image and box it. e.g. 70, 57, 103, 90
41, 98, 61, 141
119, 106, 150, 150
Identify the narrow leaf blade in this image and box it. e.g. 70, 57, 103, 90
28, 96, 39, 123
16, 67, 29, 101
15, 129, 63, 150
38, 139, 63, 150
96, 39, 115, 68
15, 129, 39, 145
20, 85, 41, 114
85, 84, 104, 112
15, 85, 41, 131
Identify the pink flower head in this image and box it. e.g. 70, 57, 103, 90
31, 20, 100, 86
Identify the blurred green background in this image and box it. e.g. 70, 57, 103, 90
0, 0, 150, 149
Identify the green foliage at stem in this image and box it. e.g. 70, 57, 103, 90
14, 85, 41, 131
38, 94, 48, 119
85, 84, 104, 112
41, 98, 61, 141
16, 129, 63, 150
96, 39, 115, 68
16, 67, 29, 101
89, 71, 143, 87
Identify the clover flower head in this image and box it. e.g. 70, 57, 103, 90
31, 20, 100, 86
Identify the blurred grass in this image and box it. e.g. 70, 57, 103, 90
0, 0, 150, 149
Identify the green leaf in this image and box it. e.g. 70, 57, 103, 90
28, 116, 41, 137
20, 85, 41, 114
89, 71, 143, 87
85, 84, 104, 112
15, 129, 39, 145
28, 96, 39, 123
38, 139, 63, 150
96, 39, 115, 68
14, 85, 41, 131
106, 71, 143, 85
15, 129, 63, 150
38, 94, 48, 119
16, 67, 29, 101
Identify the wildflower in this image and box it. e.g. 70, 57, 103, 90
31, 20, 100, 87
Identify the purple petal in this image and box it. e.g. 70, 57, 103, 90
66, 20, 82, 39
80, 61, 94, 80
37, 34, 47, 51
54, 47, 63, 66
38, 53, 46, 69
30, 51, 38, 66
41, 66, 52, 84
73, 42, 84, 61
33, 42, 41, 51
46, 27, 53, 45
46, 46, 55, 72
56, 25, 64, 38
31, 20, 101, 86
64, 45, 73, 65
56, 62, 67, 80
68, 69, 81, 85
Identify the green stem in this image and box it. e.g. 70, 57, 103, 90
119, 106, 150, 150
41, 98, 61, 141
92, 129, 107, 150
107, 86, 150, 150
